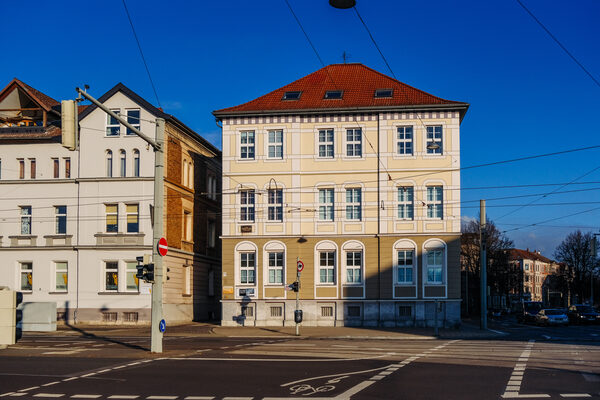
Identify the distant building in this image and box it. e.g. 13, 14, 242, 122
508, 248, 558, 303
0, 79, 221, 324
214, 63, 469, 327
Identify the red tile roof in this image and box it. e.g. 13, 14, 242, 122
0, 78, 60, 111
214, 63, 467, 115
509, 248, 553, 264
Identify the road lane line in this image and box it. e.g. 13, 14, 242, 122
42, 382, 60, 387
183, 397, 215, 400
71, 396, 102, 399
62, 378, 78, 382
146, 397, 178, 399
33, 394, 65, 398
108, 396, 139, 399
560, 395, 591, 398
7, 394, 26, 397
0, 393, 16, 397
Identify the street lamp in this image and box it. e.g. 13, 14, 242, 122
329, 0, 355, 9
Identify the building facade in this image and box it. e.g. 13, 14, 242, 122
0, 79, 221, 324
214, 64, 468, 327
509, 248, 556, 302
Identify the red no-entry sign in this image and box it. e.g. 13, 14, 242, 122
297, 260, 304, 272
158, 237, 168, 256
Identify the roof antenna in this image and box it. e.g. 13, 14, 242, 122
342, 51, 351, 64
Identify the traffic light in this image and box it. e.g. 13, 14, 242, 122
0, 288, 23, 345
290, 282, 299, 292
61, 100, 78, 151
136, 255, 155, 283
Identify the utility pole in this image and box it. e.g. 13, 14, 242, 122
592, 234, 598, 306
480, 200, 487, 330
75, 88, 165, 353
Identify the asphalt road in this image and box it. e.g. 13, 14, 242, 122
0, 319, 598, 400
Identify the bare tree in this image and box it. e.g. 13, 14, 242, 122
554, 230, 599, 304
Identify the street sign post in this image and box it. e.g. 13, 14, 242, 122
158, 237, 168, 257
297, 260, 304, 272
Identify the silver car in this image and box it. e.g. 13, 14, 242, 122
536, 309, 569, 326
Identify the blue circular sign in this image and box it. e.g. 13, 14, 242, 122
159, 319, 166, 333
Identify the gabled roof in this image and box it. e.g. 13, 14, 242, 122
79, 83, 220, 156
213, 63, 468, 117
509, 248, 553, 264
0, 78, 60, 112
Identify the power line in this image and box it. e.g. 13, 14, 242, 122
121, 0, 162, 108
516, 0, 600, 89
353, 6, 396, 80
501, 205, 600, 233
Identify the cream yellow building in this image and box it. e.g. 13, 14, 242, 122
213, 64, 468, 327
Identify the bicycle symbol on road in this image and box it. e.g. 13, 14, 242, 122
289, 384, 335, 396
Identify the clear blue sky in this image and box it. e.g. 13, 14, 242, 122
2, 0, 599, 256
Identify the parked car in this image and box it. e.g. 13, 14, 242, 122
535, 309, 569, 326
567, 304, 600, 325
517, 301, 543, 323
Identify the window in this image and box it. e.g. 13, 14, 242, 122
375, 89, 393, 98
106, 204, 118, 232
18, 159, 24, 179
324, 90, 343, 99
426, 250, 443, 284
318, 129, 334, 158
29, 158, 36, 179
53, 158, 59, 178
106, 150, 113, 177
346, 251, 362, 283
397, 250, 414, 284
345, 188, 361, 220
268, 130, 283, 159
397, 126, 413, 155
0, 158, 2, 179
183, 210, 192, 241
426, 126, 443, 154
55, 206, 67, 234
20, 262, 33, 291
20, 206, 32, 234
54, 262, 68, 292
105, 261, 118, 291
397, 187, 414, 220
183, 266, 191, 296
268, 189, 283, 222
126, 261, 139, 291
525, 263, 530, 271
240, 190, 255, 221
268, 252, 284, 284
208, 220, 216, 248
346, 128, 362, 157
207, 175, 217, 200
426, 186, 443, 219
319, 188, 334, 221
126, 204, 139, 233
119, 150, 126, 177
133, 150, 140, 177
126, 109, 140, 135
240, 131, 255, 160
319, 251, 335, 284
106, 110, 120, 136
64, 158, 71, 178
270, 306, 283, 317
282, 91, 302, 100
240, 252, 256, 284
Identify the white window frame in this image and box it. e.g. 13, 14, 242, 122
345, 250, 362, 284
55, 205, 67, 234
54, 261, 68, 292
105, 204, 118, 233
20, 261, 33, 292
319, 251, 336, 284
125, 109, 140, 136
104, 261, 119, 292
106, 150, 113, 177
20, 205, 32, 234
267, 251, 284, 285
426, 186, 443, 219
397, 126, 413, 155
240, 252, 256, 285
397, 186, 414, 220
133, 149, 140, 177
125, 261, 139, 292
267, 129, 283, 159
119, 150, 126, 177
318, 129, 334, 158
240, 189, 255, 222
345, 188, 361, 221
426, 125, 443, 155
240, 131, 255, 160
183, 210, 192, 241
106, 109, 120, 136
126, 204, 139, 233
425, 249, 444, 284
346, 128, 362, 157
319, 188, 334, 221
396, 250, 415, 284
267, 188, 283, 222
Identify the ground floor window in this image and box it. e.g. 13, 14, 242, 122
20, 262, 33, 291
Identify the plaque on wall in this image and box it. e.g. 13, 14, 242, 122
240, 225, 253, 233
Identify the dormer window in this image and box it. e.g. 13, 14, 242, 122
324, 90, 343, 99
282, 91, 302, 100
375, 89, 393, 98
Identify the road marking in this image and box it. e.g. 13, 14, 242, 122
80, 373, 97, 378
33, 395, 65, 398
42, 382, 60, 387
63, 378, 78, 382
146, 397, 178, 399
183, 397, 215, 400
97, 369, 112, 374
223, 398, 254, 400
108, 396, 139, 399
71, 396, 102, 399
501, 340, 537, 399
172, 354, 389, 362
560, 395, 591, 398
501, 394, 549, 398
488, 328, 507, 335
7, 394, 27, 397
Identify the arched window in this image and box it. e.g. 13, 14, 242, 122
264, 241, 285, 286
423, 239, 447, 285
119, 150, 126, 177
315, 240, 338, 285
106, 150, 113, 177
235, 242, 257, 286
342, 241, 364, 285
133, 149, 140, 177
394, 239, 417, 285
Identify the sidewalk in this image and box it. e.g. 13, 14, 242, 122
33, 320, 505, 341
